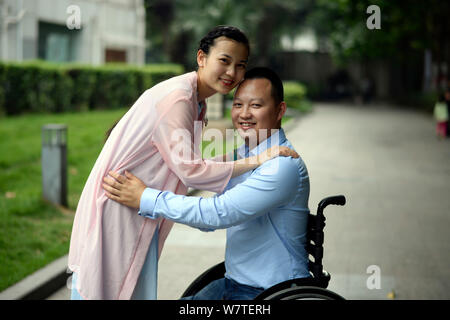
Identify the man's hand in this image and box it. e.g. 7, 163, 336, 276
102, 171, 147, 209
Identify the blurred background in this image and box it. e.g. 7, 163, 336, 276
143, 0, 449, 108
1, 0, 449, 106
1, 0, 449, 300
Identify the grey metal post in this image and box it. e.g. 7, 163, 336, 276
41, 124, 68, 207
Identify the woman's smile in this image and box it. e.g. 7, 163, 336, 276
196, 37, 248, 100
220, 77, 235, 87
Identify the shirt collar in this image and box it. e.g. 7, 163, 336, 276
237, 128, 287, 158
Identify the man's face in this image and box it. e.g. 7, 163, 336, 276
232, 78, 286, 145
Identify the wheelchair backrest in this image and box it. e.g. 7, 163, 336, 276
307, 213, 326, 278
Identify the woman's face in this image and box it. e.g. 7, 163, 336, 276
197, 37, 249, 99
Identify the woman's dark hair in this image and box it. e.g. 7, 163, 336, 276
198, 25, 250, 56
243, 67, 284, 106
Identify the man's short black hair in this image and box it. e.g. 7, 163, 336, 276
243, 67, 284, 106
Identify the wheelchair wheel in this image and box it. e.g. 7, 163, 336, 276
263, 286, 345, 300
181, 262, 225, 298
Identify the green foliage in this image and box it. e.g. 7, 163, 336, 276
0, 61, 75, 114
224, 87, 236, 101
148, 0, 316, 67
283, 81, 307, 110
90, 67, 138, 110
0, 61, 184, 116
306, 0, 448, 64
0, 63, 5, 116
395, 91, 440, 112
66, 64, 97, 111
224, 81, 310, 112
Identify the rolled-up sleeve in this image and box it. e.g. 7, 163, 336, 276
139, 157, 299, 230
151, 89, 233, 194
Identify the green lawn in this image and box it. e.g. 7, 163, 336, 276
0, 108, 127, 291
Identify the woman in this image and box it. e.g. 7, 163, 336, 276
68, 26, 297, 300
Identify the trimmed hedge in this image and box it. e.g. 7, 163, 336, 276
0, 61, 184, 115
283, 81, 307, 110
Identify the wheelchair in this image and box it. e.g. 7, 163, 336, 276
181, 195, 346, 300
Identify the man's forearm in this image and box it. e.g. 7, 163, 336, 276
139, 186, 277, 230
139, 189, 243, 230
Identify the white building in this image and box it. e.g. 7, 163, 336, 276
0, 0, 146, 65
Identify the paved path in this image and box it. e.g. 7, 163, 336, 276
49, 103, 450, 299
291, 103, 450, 299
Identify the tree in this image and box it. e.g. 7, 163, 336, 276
306, 0, 450, 91
144, 0, 175, 62
144, 0, 315, 68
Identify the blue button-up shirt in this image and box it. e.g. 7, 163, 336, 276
139, 128, 310, 289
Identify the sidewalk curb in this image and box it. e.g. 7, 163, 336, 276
0, 255, 70, 300
0, 112, 304, 300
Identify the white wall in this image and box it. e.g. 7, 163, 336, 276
0, 0, 145, 64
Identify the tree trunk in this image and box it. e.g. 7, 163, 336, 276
254, 7, 274, 66
169, 30, 192, 69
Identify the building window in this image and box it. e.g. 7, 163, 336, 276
38, 21, 80, 62
105, 49, 127, 63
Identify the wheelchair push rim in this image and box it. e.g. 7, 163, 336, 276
262, 286, 345, 300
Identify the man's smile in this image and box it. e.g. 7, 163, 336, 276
238, 121, 256, 130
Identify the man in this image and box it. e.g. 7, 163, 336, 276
103, 67, 311, 300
